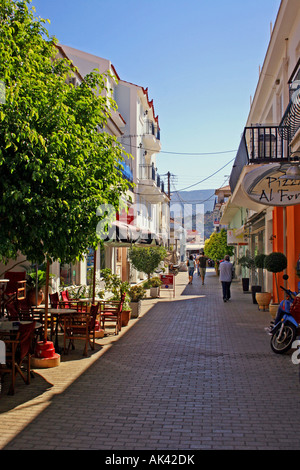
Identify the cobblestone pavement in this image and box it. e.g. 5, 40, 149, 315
1, 268, 300, 450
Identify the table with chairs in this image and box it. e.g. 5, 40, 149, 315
0, 287, 131, 395
0, 320, 39, 395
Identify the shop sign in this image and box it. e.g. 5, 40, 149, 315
227, 229, 248, 246
160, 274, 175, 297
242, 163, 300, 206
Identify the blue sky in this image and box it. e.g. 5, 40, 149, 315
34, 0, 281, 192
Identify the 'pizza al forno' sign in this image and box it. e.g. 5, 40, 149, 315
242, 163, 300, 206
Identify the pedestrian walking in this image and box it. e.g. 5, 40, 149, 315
219, 255, 233, 302
186, 255, 195, 284
198, 251, 208, 285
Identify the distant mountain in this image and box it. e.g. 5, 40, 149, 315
170, 189, 216, 240
170, 189, 215, 214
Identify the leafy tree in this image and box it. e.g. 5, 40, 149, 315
204, 228, 233, 261
0, 0, 130, 265
128, 245, 167, 280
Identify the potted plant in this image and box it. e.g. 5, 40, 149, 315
253, 254, 266, 307
264, 252, 287, 315
121, 298, 132, 327
128, 245, 167, 281
144, 277, 163, 298
25, 266, 55, 306
237, 255, 255, 292
100, 268, 131, 323
128, 284, 146, 318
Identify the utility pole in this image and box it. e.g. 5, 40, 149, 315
167, 171, 171, 199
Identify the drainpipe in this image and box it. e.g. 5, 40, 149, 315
283, 207, 287, 290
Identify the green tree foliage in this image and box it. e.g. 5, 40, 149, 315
0, 0, 130, 264
128, 245, 167, 280
204, 228, 233, 261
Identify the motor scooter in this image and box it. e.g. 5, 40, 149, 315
270, 283, 300, 354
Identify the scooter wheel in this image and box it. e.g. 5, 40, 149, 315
270, 323, 297, 354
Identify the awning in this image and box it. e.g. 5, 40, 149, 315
118, 160, 133, 182
103, 221, 161, 247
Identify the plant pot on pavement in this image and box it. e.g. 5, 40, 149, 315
150, 286, 160, 298
242, 278, 250, 292
269, 303, 279, 319
251, 285, 261, 304
121, 309, 131, 326
256, 292, 272, 311
130, 301, 141, 318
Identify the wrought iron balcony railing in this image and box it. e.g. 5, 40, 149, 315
139, 164, 165, 193
244, 126, 290, 163
229, 126, 291, 193
145, 120, 160, 140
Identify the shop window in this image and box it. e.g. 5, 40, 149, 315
60, 263, 75, 286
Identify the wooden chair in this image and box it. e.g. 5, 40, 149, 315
63, 304, 99, 356
100, 293, 126, 335
5, 301, 20, 321
49, 292, 60, 308
16, 298, 34, 321
0, 321, 36, 395
2, 271, 26, 315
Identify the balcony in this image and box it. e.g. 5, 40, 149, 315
138, 164, 167, 203
142, 120, 161, 154
244, 126, 290, 163
230, 126, 290, 193
279, 85, 300, 144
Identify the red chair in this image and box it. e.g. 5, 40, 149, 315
49, 292, 59, 308
0, 321, 36, 395
60, 291, 88, 312
63, 304, 99, 356
61, 290, 70, 308
100, 293, 126, 335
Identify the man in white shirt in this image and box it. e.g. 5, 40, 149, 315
219, 255, 233, 302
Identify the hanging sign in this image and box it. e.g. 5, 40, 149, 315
242, 163, 300, 206
227, 229, 248, 246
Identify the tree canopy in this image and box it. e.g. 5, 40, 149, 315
0, 0, 130, 264
204, 228, 234, 261
128, 245, 167, 280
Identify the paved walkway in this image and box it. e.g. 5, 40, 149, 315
1, 268, 300, 450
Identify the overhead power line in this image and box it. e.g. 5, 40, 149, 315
172, 158, 234, 192
120, 140, 237, 156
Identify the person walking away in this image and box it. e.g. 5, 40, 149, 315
219, 255, 233, 302
198, 251, 208, 285
186, 255, 195, 285
196, 253, 200, 276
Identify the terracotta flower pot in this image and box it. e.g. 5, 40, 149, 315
269, 303, 279, 319
256, 292, 272, 311
121, 310, 131, 327
28, 288, 44, 306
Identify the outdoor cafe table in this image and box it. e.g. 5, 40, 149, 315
0, 320, 42, 333
37, 308, 77, 352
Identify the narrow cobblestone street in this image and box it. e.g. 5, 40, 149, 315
1, 268, 300, 450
